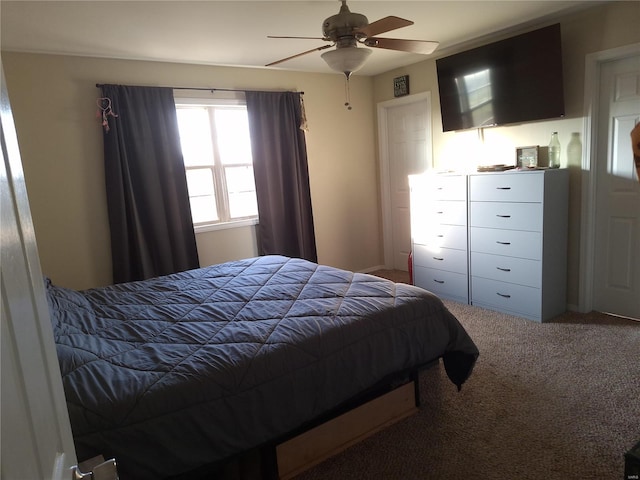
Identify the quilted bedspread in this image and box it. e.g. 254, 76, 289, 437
47, 255, 478, 479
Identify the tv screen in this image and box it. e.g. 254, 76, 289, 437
436, 24, 565, 132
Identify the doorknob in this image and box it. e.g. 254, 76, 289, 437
72, 456, 118, 480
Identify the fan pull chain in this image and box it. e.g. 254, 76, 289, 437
344, 74, 353, 110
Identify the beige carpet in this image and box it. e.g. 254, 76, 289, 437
293, 271, 640, 480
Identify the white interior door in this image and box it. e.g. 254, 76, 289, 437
1, 65, 78, 479
593, 54, 640, 320
379, 94, 432, 271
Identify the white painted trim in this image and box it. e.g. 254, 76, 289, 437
377, 92, 433, 269
579, 42, 640, 313
194, 217, 258, 234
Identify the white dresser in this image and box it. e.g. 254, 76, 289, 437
410, 169, 569, 322
468, 169, 569, 321
409, 173, 469, 304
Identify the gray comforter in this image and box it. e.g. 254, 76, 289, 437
47, 255, 478, 479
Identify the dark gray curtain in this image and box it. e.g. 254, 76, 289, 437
245, 91, 317, 262
100, 84, 199, 283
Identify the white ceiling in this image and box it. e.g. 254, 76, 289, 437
1, 0, 599, 76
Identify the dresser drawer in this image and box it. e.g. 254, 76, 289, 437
470, 227, 541, 260
415, 224, 467, 250
414, 244, 468, 274
470, 173, 543, 202
426, 200, 467, 225
427, 174, 467, 200
414, 266, 468, 302
470, 202, 542, 231
470, 252, 541, 287
471, 277, 541, 319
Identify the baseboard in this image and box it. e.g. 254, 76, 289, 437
359, 265, 388, 274
566, 303, 579, 312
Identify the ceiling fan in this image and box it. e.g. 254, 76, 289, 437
266, 0, 439, 77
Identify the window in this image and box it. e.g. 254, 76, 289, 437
175, 97, 258, 231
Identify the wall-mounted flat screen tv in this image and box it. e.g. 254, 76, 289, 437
436, 24, 565, 132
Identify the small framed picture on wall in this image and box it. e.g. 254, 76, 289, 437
393, 75, 410, 97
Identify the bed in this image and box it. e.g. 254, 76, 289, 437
47, 255, 478, 479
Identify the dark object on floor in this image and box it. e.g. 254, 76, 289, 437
626, 440, 640, 480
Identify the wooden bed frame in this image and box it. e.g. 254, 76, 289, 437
170, 364, 431, 480
263, 361, 433, 480
276, 379, 419, 479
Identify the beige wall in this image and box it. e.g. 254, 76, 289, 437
373, 1, 640, 309
1, 54, 381, 289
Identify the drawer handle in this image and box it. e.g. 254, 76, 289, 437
433, 257, 444, 261
436, 211, 444, 214
496, 267, 511, 272
496, 187, 511, 190
433, 279, 445, 284
496, 241, 511, 245
437, 234, 444, 238
496, 292, 511, 298
496, 214, 511, 218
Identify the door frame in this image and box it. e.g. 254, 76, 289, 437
377, 91, 433, 269
1, 64, 78, 479
579, 42, 640, 313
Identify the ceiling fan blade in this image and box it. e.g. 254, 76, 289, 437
356, 16, 413, 38
266, 44, 333, 67
366, 38, 439, 55
268, 35, 326, 41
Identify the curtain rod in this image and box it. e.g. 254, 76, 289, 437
95, 84, 303, 95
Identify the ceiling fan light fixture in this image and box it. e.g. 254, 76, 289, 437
321, 47, 372, 76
